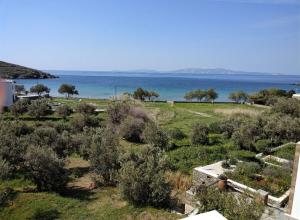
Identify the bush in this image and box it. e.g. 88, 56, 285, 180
191, 123, 209, 145
119, 147, 171, 207
168, 128, 186, 140
196, 188, 264, 220
89, 128, 120, 186
10, 99, 30, 117
107, 101, 130, 125
0, 157, 13, 180
120, 116, 145, 143
70, 113, 100, 132
75, 103, 96, 115
28, 99, 51, 119
142, 122, 169, 150
24, 146, 68, 192
255, 139, 272, 153
271, 98, 300, 118
56, 104, 73, 119
128, 107, 149, 122
0, 121, 31, 169
234, 162, 262, 177
231, 121, 261, 151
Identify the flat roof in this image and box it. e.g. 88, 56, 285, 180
181, 210, 227, 220
194, 161, 226, 178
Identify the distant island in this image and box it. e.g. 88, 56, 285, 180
0, 61, 57, 79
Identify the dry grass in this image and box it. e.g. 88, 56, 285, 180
166, 171, 192, 202
214, 108, 262, 117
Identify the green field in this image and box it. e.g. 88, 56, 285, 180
1, 98, 266, 219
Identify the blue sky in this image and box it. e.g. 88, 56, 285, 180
0, 0, 299, 74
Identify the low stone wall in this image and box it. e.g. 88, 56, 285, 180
192, 169, 219, 187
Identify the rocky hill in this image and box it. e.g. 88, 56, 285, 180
0, 61, 57, 79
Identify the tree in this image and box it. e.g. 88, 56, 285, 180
56, 104, 73, 119
119, 146, 171, 207
10, 99, 30, 117
24, 146, 68, 192
146, 91, 159, 101
229, 91, 248, 103
120, 116, 145, 143
75, 103, 96, 115
15, 84, 26, 95
89, 128, 120, 186
28, 99, 51, 119
58, 84, 79, 98
133, 88, 146, 100
191, 123, 209, 145
271, 98, 300, 118
30, 84, 50, 96
142, 122, 169, 150
107, 101, 130, 125
205, 88, 218, 103
0, 121, 32, 169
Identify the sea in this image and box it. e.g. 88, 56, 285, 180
15, 71, 300, 101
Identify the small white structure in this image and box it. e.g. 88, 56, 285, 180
0, 80, 15, 107
181, 210, 227, 220
292, 94, 300, 100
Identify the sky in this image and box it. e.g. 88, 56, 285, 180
0, 0, 299, 74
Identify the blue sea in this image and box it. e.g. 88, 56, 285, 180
15, 71, 300, 101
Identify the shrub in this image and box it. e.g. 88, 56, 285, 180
0, 157, 13, 180
168, 128, 186, 140
107, 101, 130, 125
191, 123, 209, 145
234, 162, 262, 177
255, 139, 272, 153
0, 121, 31, 169
70, 113, 100, 132
271, 98, 300, 118
24, 146, 68, 192
119, 147, 171, 207
10, 99, 30, 117
56, 104, 73, 119
89, 128, 120, 186
120, 116, 145, 143
231, 121, 261, 151
75, 103, 96, 115
142, 122, 169, 150
196, 188, 264, 220
128, 106, 149, 122
28, 99, 51, 119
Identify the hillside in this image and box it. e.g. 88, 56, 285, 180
0, 61, 57, 79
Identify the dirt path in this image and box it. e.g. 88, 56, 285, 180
67, 157, 94, 190
182, 109, 212, 118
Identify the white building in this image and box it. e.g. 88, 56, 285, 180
0, 80, 16, 107
292, 94, 300, 100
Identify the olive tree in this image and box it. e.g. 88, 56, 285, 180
24, 146, 68, 192
56, 104, 73, 119
75, 103, 96, 115
30, 84, 50, 96
142, 122, 169, 150
10, 99, 30, 117
58, 84, 78, 98
191, 123, 209, 145
89, 128, 120, 186
119, 147, 171, 207
28, 99, 51, 119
